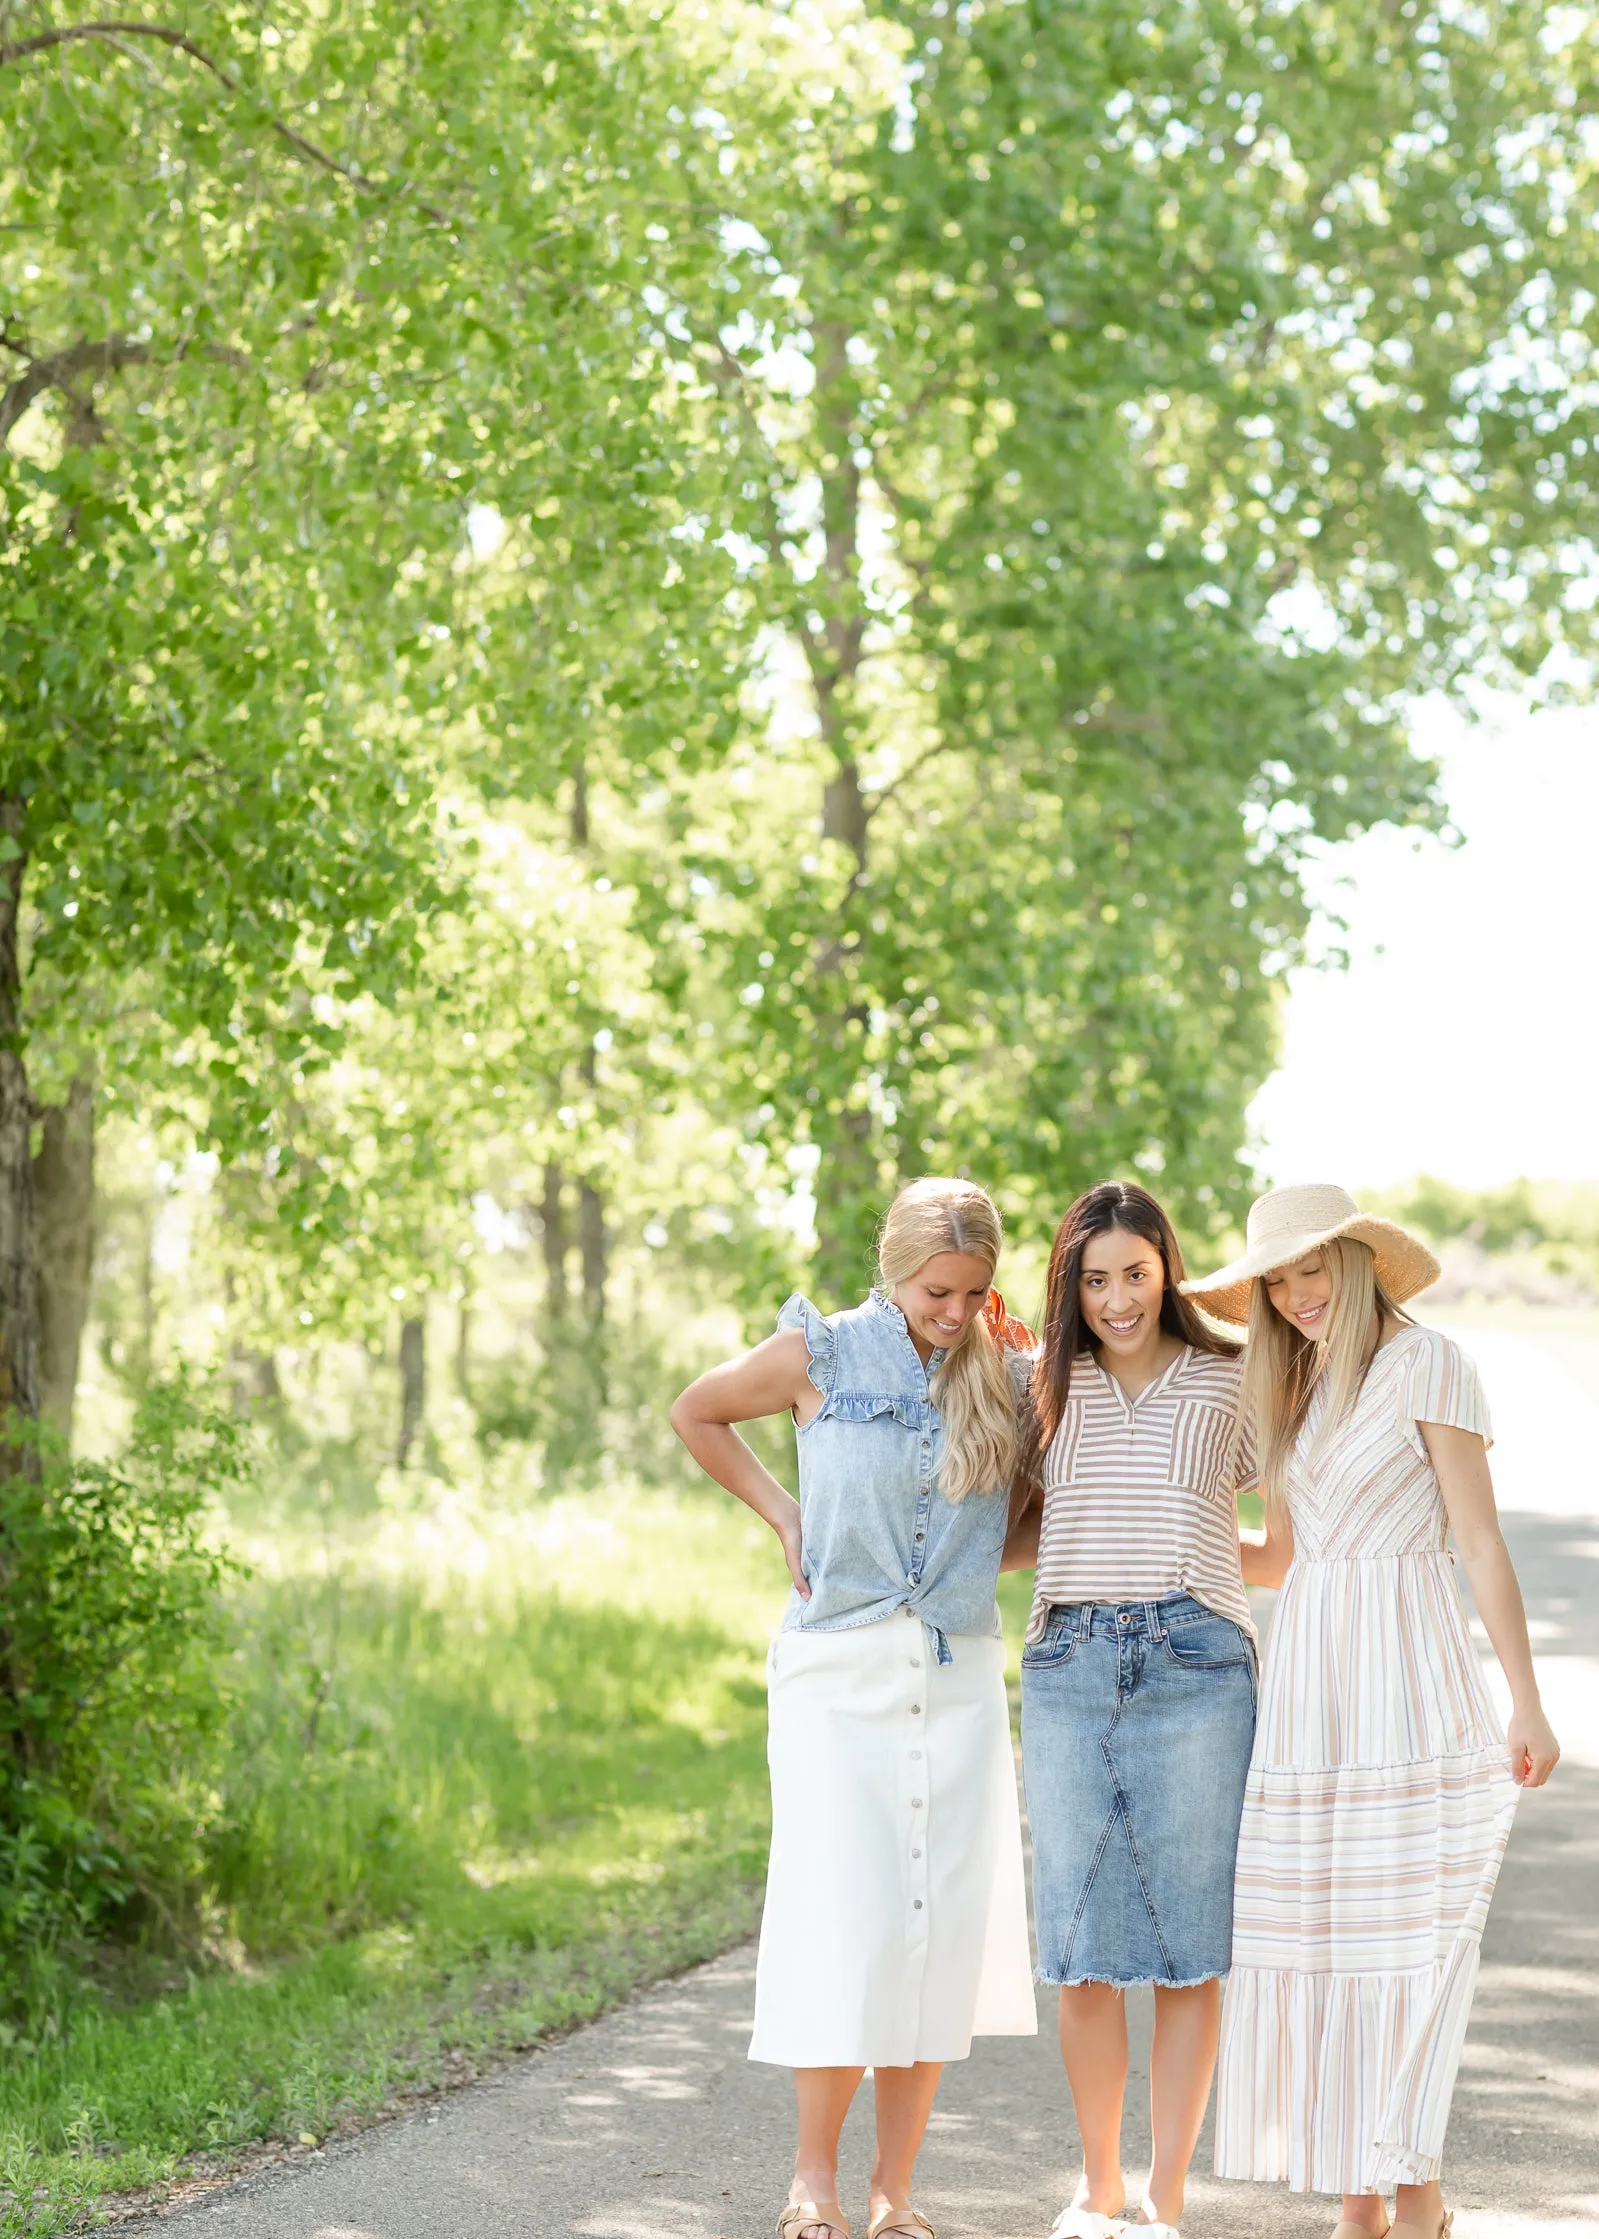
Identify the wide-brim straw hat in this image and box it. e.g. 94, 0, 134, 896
1181, 1182, 1440, 1328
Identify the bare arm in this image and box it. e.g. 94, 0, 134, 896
1238, 1496, 1294, 1588
1423, 1418, 1559, 1789
1001, 1488, 1040, 1573
669, 1329, 819, 1598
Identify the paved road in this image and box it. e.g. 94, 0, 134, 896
145, 1328, 1599, 2239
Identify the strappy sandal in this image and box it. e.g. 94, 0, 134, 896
1132, 2217, 1179, 2239
779, 2204, 851, 2239
1331, 2224, 1392, 2239
1390, 2217, 1452, 2239
866, 2208, 936, 2239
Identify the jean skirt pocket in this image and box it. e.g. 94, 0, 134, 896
1020, 1606, 1078, 1668
1159, 1612, 1253, 1672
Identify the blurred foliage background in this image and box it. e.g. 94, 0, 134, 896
1, 0, 1596, 2221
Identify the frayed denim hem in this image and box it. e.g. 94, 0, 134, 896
1036, 1967, 1228, 1990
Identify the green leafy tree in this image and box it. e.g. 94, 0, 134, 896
0, 0, 747, 1427
638, 0, 1599, 1294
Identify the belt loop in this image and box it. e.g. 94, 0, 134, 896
1145, 1598, 1163, 1640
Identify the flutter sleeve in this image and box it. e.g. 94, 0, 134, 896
1401, 1327, 1493, 1456
775, 1292, 835, 1406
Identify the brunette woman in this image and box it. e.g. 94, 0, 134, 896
671, 1178, 1038, 2239
1185, 1184, 1559, 2239
1008, 1182, 1257, 2239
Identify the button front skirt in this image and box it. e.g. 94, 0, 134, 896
749, 1607, 1036, 2066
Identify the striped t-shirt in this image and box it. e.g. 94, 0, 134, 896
1026, 1343, 1254, 1644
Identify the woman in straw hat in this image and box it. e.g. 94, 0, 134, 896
1184, 1184, 1559, 2239
671, 1179, 1038, 2239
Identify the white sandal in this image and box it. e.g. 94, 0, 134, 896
1132, 2212, 1180, 2239
1048, 2212, 1127, 2239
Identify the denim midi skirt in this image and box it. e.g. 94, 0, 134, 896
750, 1607, 1037, 2066
1021, 1594, 1256, 1988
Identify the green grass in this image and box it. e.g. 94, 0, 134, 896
0, 1483, 791, 2235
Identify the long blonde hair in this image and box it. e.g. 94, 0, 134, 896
878, 1177, 1017, 1501
1240, 1234, 1411, 1523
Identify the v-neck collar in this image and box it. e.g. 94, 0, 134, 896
1091, 1341, 1189, 1420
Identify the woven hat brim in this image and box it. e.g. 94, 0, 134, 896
1180, 1215, 1441, 1328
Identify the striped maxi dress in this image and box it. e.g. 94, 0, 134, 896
1214, 1325, 1519, 2196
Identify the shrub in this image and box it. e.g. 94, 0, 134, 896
0, 1379, 248, 1975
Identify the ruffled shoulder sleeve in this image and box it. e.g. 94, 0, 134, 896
776, 1292, 835, 1404
1399, 1326, 1492, 1455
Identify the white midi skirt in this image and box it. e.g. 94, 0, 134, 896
749, 1606, 1037, 2068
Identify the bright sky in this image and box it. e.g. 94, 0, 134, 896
1247, 694, 1598, 1190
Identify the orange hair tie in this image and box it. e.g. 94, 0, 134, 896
983, 1288, 1036, 1351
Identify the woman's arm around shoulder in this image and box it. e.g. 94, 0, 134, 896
670, 1329, 819, 1599
1423, 1415, 1560, 1788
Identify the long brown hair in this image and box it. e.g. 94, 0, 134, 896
1011, 1180, 1237, 1521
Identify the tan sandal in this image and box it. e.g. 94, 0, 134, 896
1390, 2218, 1452, 2239
779, 2204, 851, 2239
867, 2210, 936, 2239
1331, 2225, 1392, 2239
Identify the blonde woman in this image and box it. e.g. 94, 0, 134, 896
1184, 1184, 1560, 2239
671, 1178, 1037, 2239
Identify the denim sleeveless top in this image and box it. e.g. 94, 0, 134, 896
777, 1289, 1020, 1663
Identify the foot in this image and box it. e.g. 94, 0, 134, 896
1135, 2208, 1180, 2238
865, 2204, 935, 2239
1334, 2200, 1393, 2239
1050, 2182, 1128, 2239
781, 2193, 850, 2239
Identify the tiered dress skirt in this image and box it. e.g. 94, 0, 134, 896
1214, 1547, 1519, 2192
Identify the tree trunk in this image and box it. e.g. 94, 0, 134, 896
807, 359, 879, 1298
33, 1070, 94, 1444
396, 1312, 425, 1467
540, 1163, 569, 1318
579, 1181, 607, 1321
0, 795, 39, 1455
454, 1295, 472, 1393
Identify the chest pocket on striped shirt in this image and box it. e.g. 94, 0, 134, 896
1168, 1401, 1242, 1502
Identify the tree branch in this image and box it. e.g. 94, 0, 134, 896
0, 334, 248, 444
863, 737, 959, 823
704, 340, 793, 577
0, 22, 385, 199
